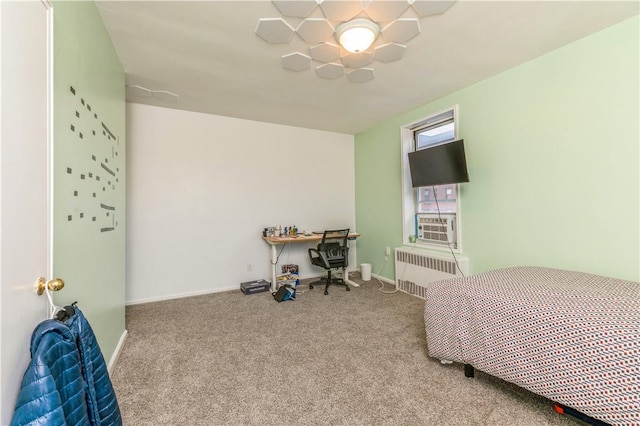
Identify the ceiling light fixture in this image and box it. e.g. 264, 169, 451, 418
255, 0, 457, 83
335, 18, 380, 54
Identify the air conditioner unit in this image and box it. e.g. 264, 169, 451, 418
415, 213, 457, 248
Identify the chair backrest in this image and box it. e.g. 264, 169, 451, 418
318, 229, 349, 249
318, 229, 349, 267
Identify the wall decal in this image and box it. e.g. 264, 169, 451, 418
65, 85, 122, 233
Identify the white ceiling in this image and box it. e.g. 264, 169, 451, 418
95, 1, 639, 135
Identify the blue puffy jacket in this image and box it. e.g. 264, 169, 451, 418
64, 307, 122, 425
11, 320, 91, 425
11, 307, 122, 426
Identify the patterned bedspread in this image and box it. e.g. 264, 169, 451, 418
424, 266, 639, 425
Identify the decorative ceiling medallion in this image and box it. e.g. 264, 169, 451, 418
256, 0, 456, 83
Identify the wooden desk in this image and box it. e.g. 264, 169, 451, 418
262, 233, 360, 292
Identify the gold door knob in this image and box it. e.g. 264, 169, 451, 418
35, 277, 65, 295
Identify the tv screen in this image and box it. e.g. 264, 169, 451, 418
408, 139, 469, 188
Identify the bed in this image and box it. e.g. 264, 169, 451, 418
424, 266, 639, 425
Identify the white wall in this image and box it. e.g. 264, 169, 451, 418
126, 103, 355, 304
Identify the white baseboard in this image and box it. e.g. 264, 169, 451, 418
372, 273, 395, 286
108, 329, 128, 374
126, 285, 239, 306
126, 275, 332, 306
125, 271, 386, 306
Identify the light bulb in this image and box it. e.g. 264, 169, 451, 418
336, 18, 380, 54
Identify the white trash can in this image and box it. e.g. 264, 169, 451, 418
360, 263, 372, 281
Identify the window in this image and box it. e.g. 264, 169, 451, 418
401, 106, 463, 251
416, 184, 458, 213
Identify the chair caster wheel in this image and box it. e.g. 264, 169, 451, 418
324, 290, 328, 295
346, 286, 351, 291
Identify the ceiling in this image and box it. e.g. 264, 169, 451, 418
95, 1, 639, 135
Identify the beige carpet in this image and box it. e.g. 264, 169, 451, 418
110, 276, 578, 425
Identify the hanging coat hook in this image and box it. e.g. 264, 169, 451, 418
35, 277, 66, 319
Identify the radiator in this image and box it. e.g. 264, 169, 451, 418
395, 247, 468, 298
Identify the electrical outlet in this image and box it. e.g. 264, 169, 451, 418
385, 246, 391, 257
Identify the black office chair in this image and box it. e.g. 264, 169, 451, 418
308, 229, 351, 295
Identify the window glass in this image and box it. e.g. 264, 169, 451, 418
401, 106, 462, 251
415, 122, 454, 149
413, 112, 457, 216
416, 184, 457, 214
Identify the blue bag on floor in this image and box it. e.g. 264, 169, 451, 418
273, 284, 296, 302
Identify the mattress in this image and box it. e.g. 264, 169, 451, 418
424, 266, 639, 425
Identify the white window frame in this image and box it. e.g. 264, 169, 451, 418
400, 105, 463, 253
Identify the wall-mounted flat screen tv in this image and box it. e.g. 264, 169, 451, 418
408, 139, 469, 188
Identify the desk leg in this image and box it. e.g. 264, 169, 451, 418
344, 239, 359, 288
270, 244, 278, 292
344, 266, 359, 288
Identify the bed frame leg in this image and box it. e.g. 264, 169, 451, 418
464, 364, 475, 378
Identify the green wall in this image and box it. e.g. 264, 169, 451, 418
53, 1, 126, 362
355, 16, 639, 282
